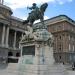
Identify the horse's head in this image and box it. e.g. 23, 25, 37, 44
40, 3, 48, 13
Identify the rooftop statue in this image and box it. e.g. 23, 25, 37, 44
23, 3, 48, 26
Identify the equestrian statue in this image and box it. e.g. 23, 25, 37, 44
23, 3, 48, 25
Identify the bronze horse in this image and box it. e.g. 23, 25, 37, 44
23, 3, 48, 25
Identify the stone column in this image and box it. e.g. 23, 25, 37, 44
19, 33, 23, 49
5, 26, 9, 47
21, 33, 24, 40
2, 25, 5, 46
21, 33, 24, 38
13, 31, 16, 49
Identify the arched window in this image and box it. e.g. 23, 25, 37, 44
8, 52, 13, 56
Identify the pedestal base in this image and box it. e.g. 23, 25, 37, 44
17, 63, 66, 75
0, 63, 75, 75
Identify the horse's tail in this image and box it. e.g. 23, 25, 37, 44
40, 3, 48, 13
23, 20, 29, 25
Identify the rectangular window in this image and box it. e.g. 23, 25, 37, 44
62, 24, 64, 30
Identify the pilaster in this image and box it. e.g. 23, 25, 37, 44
1, 25, 5, 46
5, 26, 9, 47
13, 31, 16, 49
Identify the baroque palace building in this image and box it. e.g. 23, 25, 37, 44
0, 2, 75, 64
47, 15, 75, 63
0, 3, 25, 63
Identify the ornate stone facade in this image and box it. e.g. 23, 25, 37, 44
0, 4, 26, 63
48, 15, 75, 63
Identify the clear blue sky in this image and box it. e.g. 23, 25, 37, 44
46, 0, 75, 20
5, 0, 75, 21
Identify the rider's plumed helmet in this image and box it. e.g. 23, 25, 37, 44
33, 3, 36, 6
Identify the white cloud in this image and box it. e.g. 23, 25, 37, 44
4, 0, 54, 10
21, 16, 27, 20
34, 16, 49, 23
44, 16, 49, 20
4, 0, 73, 10
56, 0, 73, 5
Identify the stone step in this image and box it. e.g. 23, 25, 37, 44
0, 63, 75, 75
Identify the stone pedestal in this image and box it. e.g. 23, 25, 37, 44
18, 45, 54, 75
18, 26, 67, 75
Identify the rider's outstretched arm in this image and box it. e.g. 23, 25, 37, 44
28, 7, 32, 10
